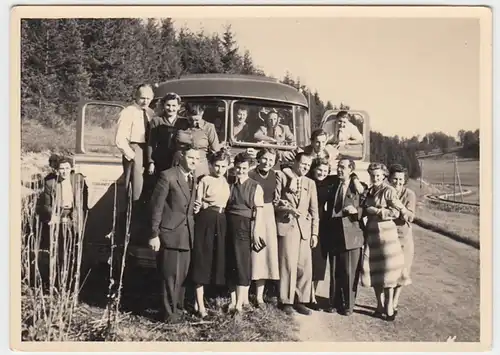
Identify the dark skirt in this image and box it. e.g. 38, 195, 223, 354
312, 221, 328, 281
226, 214, 252, 286
191, 207, 227, 286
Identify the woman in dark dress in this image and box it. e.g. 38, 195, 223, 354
226, 152, 265, 313
191, 149, 231, 319
308, 157, 335, 309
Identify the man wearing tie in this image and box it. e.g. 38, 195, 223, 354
149, 145, 200, 323
274, 152, 319, 315
115, 84, 155, 208
324, 158, 366, 315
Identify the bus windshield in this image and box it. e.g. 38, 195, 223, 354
230, 100, 296, 149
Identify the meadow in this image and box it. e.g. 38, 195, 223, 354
419, 157, 480, 204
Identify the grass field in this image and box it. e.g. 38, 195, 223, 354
419, 157, 480, 204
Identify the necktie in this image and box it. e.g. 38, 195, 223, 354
334, 183, 344, 214
143, 109, 149, 142
187, 173, 193, 190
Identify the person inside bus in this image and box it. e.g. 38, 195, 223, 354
173, 102, 221, 177
253, 108, 295, 145
147, 92, 189, 176
232, 104, 253, 142
327, 110, 364, 148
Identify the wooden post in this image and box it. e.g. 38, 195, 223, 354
420, 160, 423, 189
456, 157, 464, 202
453, 156, 457, 201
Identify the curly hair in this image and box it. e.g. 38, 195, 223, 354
233, 152, 253, 166
367, 162, 389, 177
388, 163, 409, 184
209, 149, 231, 165
256, 147, 278, 160
160, 92, 181, 106
184, 102, 205, 116
310, 157, 330, 174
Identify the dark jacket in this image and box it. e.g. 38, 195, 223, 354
324, 175, 366, 251
36, 172, 89, 233
150, 166, 197, 250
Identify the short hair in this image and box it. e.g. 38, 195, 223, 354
256, 147, 278, 160
209, 149, 231, 165
295, 151, 313, 163
57, 156, 73, 169
179, 143, 198, 155
367, 162, 389, 177
233, 152, 253, 166
389, 163, 409, 184
338, 156, 356, 171
311, 157, 330, 173
311, 129, 328, 142
160, 92, 181, 106
134, 83, 153, 96
235, 104, 249, 112
49, 154, 60, 168
185, 102, 205, 116
336, 110, 349, 120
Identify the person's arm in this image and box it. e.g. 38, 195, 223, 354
345, 123, 364, 145
374, 187, 402, 220
309, 180, 319, 246
205, 122, 220, 152
193, 177, 206, 214
254, 126, 277, 143
252, 184, 265, 246
150, 173, 170, 239
147, 118, 157, 165
284, 125, 295, 145
401, 189, 417, 222
36, 180, 54, 223
115, 108, 136, 160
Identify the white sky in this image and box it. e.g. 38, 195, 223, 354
171, 17, 480, 139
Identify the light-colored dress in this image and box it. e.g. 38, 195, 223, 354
360, 182, 405, 288
248, 169, 280, 281
395, 187, 416, 286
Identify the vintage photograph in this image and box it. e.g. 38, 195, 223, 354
13, 5, 492, 350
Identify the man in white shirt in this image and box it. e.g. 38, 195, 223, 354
328, 111, 364, 148
115, 84, 155, 205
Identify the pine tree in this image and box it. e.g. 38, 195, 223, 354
52, 19, 91, 120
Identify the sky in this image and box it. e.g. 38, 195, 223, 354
171, 17, 480, 139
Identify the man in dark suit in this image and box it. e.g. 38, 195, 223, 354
149, 144, 199, 323
324, 158, 366, 316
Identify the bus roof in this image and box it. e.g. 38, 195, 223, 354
153, 74, 309, 107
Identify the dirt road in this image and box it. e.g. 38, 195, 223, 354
295, 225, 480, 342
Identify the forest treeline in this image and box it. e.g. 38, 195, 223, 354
21, 18, 478, 178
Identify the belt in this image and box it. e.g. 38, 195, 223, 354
206, 206, 225, 213
130, 142, 146, 145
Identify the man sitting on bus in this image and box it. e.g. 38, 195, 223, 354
253, 108, 295, 145
327, 111, 364, 148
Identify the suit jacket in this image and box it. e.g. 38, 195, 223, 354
36, 172, 89, 233
150, 166, 197, 250
274, 171, 319, 240
324, 175, 365, 251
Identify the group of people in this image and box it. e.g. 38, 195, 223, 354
36, 84, 416, 326
110, 84, 416, 324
